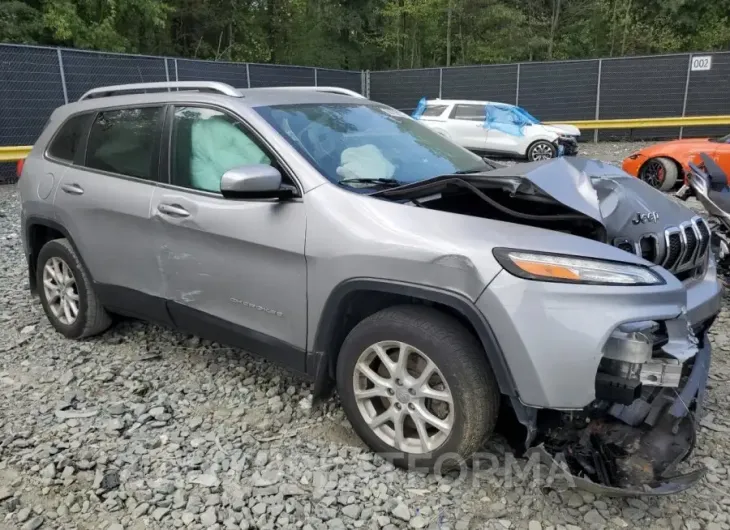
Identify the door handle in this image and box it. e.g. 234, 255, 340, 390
61, 183, 84, 195
157, 203, 190, 218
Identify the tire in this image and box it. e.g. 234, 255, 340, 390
36, 238, 111, 339
526, 140, 557, 161
336, 305, 500, 471
640, 157, 678, 191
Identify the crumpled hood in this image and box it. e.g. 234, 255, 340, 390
543, 123, 581, 137
482, 156, 697, 238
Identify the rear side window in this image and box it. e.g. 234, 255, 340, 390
422, 105, 449, 117
85, 107, 164, 181
452, 104, 486, 121
47, 114, 91, 163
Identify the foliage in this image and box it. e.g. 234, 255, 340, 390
1, 0, 730, 69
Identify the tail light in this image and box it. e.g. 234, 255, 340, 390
16, 158, 24, 178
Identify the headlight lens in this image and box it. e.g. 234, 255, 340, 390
493, 249, 665, 286
626, 153, 643, 160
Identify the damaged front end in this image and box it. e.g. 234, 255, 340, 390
528, 316, 713, 496
373, 157, 720, 495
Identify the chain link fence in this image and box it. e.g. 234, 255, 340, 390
369, 52, 730, 142
0, 43, 362, 181
0, 43, 363, 148
3, 43, 730, 182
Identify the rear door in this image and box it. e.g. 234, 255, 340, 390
53, 105, 169, 323
442, 104, 488, 150
150, 104, 308, 369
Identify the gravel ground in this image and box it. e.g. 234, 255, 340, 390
2, 142, 730, 530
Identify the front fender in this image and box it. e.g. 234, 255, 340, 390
308, 278, 518, 398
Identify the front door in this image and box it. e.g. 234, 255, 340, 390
151, 105, 308, 371
53, 105, 169, 322
484, 104, 525, 156
443, 104, 489, 151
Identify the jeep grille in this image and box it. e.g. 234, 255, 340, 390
612, 216, 711, 279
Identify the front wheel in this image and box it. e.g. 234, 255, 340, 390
640, 157, 678, 191
336, 305, 500, 471
527, 140, 557, 161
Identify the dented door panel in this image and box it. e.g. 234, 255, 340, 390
150, 187, 308, 351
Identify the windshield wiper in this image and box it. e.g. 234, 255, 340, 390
452, 166, 492, 174
338, 178, 403, 187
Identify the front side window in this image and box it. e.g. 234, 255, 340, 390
452, 104, 486, 121
514, 106, 540, 125
47, 113, 92, 163
170, 107, 272, 193
486, 105, 522, 125
254, 103, 487, 187
85, 107, 163, 180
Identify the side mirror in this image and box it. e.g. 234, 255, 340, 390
220, 164, 295, 200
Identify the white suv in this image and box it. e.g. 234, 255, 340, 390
413, 98, 580, 161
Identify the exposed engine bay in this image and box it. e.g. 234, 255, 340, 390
375, 157, 711, 283
375, 157, 716, 495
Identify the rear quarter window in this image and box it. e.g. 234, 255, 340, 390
422, 105, 449, 117
46, 113, 93, 163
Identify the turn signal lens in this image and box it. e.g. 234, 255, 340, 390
16, 158, 24, 178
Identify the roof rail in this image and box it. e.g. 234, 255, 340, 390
246, 86, 366, 99
307, 86, 367, 99
78, 81, 242, 101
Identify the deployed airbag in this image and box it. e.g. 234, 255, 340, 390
337, 145, 395, 182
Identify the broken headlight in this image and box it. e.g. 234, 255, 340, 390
493, 249, 665, 286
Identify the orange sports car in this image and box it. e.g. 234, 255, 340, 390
621, 133, 730, 191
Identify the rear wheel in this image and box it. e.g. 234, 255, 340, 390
336, 305, 500, 471
527, 140, 557, 161
37, 238, 111, 339
640, 157, 678, 191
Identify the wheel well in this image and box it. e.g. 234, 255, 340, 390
525, 138, 556, 156
320, 289, 484, 380
639, 155, 681, 176
27, 223, 65, 293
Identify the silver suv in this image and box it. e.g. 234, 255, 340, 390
19, 81, 722, 494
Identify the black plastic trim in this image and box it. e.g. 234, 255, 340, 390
23, 216, 89, 295
95, 284, 175, 328
90, 283, 308, 376
310, 278, 518, 397
167, 301, 308, 375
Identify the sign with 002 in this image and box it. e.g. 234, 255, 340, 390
691, 55, 712, 71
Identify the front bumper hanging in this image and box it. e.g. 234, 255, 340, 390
527, 333, 711, 496
556, 136, 579, 157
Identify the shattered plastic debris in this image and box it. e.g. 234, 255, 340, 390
528, 444, 706, 497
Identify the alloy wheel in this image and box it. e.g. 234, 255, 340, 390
352, 340, 454, 454
530, 143, 555, 161
43, 257, 80, 325
642, 160, 665, 188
